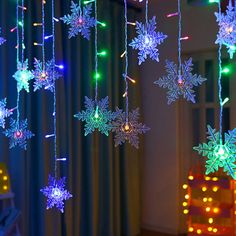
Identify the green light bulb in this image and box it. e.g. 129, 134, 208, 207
94, 106, 99, 119
221, 67, 230, 74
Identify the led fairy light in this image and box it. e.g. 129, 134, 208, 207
193, 1, 236, 179
4, 0, 34, 150
111, 0, 150, 149
41, 0, 72, 213
154, 0, 206, 104
74, 0, 117, 136
129, 0, 167, 65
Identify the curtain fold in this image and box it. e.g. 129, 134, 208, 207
0, 1, 143, 235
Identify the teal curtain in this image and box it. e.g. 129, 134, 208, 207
0, 1, 143, 235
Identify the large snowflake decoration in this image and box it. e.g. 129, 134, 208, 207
215, 1, 236, 58
154, 58, 206, 104
74, 96, 117, 136
40, 175, 72, 213
0, 28, 6, 45
13, 59, 34, 92
3, 118, 34, 150
111, 108, 150, 149
193, 125, 236, 179
0, 98, 13, 129
33, 58, 61, 92
61, 2, 96, 40
129, 16, 167, 65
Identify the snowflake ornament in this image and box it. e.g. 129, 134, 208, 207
74, 96, 117, 136
154, 58, 206, 104
193, 125, 236, 179
0, 98, 13, 129
13, 59, 34, 92
111, 108, 150, 149
215, 1, 236, 58
4, 118, 34, 150
61, 1, 96, 40
0, 28, 6, 45
40, 175, 72, 213
129, 16, 167, 65
33, 58, 61, 92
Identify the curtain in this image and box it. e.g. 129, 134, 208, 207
0, 1, 143, 235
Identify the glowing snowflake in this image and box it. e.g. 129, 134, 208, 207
215, 1, 236, 58
13, 59, 34, 92
0, 28, 6, 45
193, 125, 236, 179
74, 96, 117, 136
129, 16, 167, 65
111, 108, 150, 149
33, 58, 61, 92
61, 1, 96, 40
0, 98, 13, 129
4, 118, 34, 150
40, 175, 72, 213
154, 58, 206, 104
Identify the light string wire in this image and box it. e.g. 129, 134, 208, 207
94, 0, 98, 103
218, 0, 223, 142
124, 0, 129, 122
145, 0, 148, 24
21, 0, 24, 64
177, 0, 182, 77
42, 0, 45, 70
16, 0, 20, 127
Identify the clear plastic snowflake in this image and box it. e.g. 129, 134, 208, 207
74, 96, 117, 136
0, 28, 6, 45
0, 98, 13, 129
215, 1, 236, 58
154, 58, 206, 104
33, 58, 61, 92
193, 125, 236, 179
4, 118, 34, 150
13, 59, 34, 92
129, 16, 167, 65
111, 108, 150, 149
40, 175, 72, 213
61, 1, 96, 40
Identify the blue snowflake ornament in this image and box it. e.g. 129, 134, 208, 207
129, 16, 167, 65
74, 96, 117, 136
193, 125, 236, 179
0, 28, 6, 45
0, 98, 13, 129
61, 1, 96, 40
215, 1, 236, 58
4, 118, 34, 150
41, 175, 72, 213
33, 59, 61, 92
111, 108, 150, 149
154, 58, 206, 104
13, 60, 34, 92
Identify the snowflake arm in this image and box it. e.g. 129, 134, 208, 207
3, 118, 34, 150
111, 108, 150, 148
61, 2, 96, 40
40, 175, 72, 213
0, 98, 13, 129
74, 96, 118, 136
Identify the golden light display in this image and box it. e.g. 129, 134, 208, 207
0, 163, 11, 194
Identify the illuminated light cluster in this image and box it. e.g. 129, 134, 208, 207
61, 1, 96, 40
154, 58, 206, 104
0, 98, 13, 128
129, 16, 167, 65
3, 118, 34, 150
194, 125, 236, 179
33, 58, 62, 92
111, 108, 150, 149
13, 59, 34, 92
74, 96, 118, 136
40, 175, 72, 213
215, 1, 236, 58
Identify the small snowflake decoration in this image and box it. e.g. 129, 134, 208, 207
4, 118, 34, 150
215, 1, 236, 58
13, 59, 34, 92
74, 96, 117, 136
111, 108, 150, 149
129, 16, 167, 65
33, 58, 61, 92
40, 175, 72, 213
61, 1, 96, 40
0, 98, 13, 129
0, 28, 6, 45
154, 58, 206, 104
193, 125, 236, 179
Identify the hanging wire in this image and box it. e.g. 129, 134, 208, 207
42, 0, 45, 70
21, 0, 24, 63
177, 0, 182, 77
16, 0, 20, 127
145, 0, 148, 24
94, 0, 98, 103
